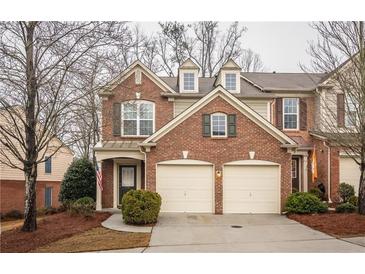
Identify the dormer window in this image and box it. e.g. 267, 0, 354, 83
225, 73, 237, 90
183, 73, 195, 90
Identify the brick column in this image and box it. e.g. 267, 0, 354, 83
215, 167, 223, 214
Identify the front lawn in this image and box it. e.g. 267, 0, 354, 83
33, 227, 150, 252
0, 212, 111, 252
288, 212, 365, 237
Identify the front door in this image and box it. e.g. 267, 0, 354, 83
119, 166, 136, 203
45, 187, 53, 208
291, 157, 300, 192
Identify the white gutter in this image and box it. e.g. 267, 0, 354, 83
323, 141, 332, 202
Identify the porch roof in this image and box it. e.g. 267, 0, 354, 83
94, 141, 140, 151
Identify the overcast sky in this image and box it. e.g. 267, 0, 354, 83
138, 22, 318, 73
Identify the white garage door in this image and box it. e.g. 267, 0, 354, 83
223, 164, 280, 213
340, 157, 360, 195
156, 163, 213, 213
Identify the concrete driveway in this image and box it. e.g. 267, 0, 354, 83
143, 213, 365, 252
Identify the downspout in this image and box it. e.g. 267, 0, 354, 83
323, 141, 332, 202
139, 146, 147, 190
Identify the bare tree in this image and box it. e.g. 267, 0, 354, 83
305, 21, 365, 213
239, 49, 265, 72
0, 21, 122, 231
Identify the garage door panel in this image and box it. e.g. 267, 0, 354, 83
156, 164, 213, 213
223, 165, 279, 214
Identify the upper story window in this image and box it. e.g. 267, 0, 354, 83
211, 113, 227, 137
283, 98, 299, 130
183, 73, 195, 91
225, 73, 237, 91
45, 156, 52, 174
345, 95, 357, 128
121, 100, 154, 136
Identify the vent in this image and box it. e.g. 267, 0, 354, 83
231, 225, 243, 228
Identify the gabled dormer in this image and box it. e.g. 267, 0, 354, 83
215, 59, 241, 93
178, 58, 199, 93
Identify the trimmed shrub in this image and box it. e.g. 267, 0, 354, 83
59, 158, 96, 204
339, 183, 355, 203
69, 197, 95, 217
335, 202, 357, 213
2, 209, 23, 220
121, 190, 161, 225
309, 188, 322, 199
285, 192, 328, 214
349, 195, 358, 207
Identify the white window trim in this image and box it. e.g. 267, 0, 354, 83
211, 112, 227, 138
179, 69, 199, 93
121, 100, 155, 137
222, 71, 240, 93
283, 98, 299, 131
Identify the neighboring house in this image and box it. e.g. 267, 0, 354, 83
0, 109, 74, 214
94, 58, 360, 214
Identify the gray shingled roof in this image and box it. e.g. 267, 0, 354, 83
241, 72, 326, 91
160, 72, 327, 96
160, 77, 273, 98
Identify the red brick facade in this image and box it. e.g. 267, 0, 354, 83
101, 159, 114, 208
145, 96, 292, 213
102, 72, 174, 142
0, 180, 61, 214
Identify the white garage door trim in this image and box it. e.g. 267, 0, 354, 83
223, 160, 281, 214
156, 159, 215, 213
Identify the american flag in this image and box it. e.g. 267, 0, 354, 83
96, 163, 103, 191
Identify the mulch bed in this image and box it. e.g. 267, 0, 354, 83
0, 212, 111, 253
288, 212, 365, 237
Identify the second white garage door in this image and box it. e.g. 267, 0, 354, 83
156, 162, 214, 213
223, 164, 280, 213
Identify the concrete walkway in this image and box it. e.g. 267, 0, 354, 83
101, 213, 152, 233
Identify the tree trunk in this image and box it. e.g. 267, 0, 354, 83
22, 163, 38, 231
359, 163, 365, 214
21, 21, 38, 232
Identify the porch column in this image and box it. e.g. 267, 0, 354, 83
113, 160, 118, 208
96, 161, 102, 211
303, 155, 308, 192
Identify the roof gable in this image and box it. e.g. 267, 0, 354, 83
179, 58, 200, 70
99, 60, 176, 95
142, 85, 296, 145
221, 59, 241, 70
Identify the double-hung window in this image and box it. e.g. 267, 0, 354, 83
211, 113, 227, 137
345, 95, 357, 128
283, 98, 299, 130
45, 156, 52, 174
122, 101, 154, 136
183, 73, 195, 91
225, 73, 237, 91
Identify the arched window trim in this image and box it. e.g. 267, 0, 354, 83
121, 100, 155, 137
211, 112, 227, 137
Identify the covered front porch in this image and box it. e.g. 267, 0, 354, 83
94, 141, 146, 210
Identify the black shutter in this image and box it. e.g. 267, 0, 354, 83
299, 98, 307, 130
276, 98, 283, 129
202, 114, 211, 137
113, 103, 121, 136
227, 114, 237, 137
337, 94, 345, 127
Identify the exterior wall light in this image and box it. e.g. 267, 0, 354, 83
136, 91, 141, 99
182, 151, 189, 159
216, 170, 222, 178
249, 151, 255, 160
